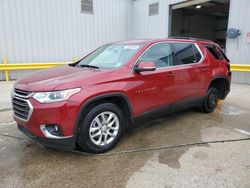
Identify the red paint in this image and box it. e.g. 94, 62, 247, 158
13, 38, 231, 138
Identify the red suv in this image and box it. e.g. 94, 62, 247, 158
12, 38, 231, 153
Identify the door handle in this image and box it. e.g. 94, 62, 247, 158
200, 66, 209, 71
167, 71, 175, 76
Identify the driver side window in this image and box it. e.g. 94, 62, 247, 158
138, 43, 173, 68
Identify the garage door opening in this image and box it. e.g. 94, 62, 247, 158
170, 0, 230, 49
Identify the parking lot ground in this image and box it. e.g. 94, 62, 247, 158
0, 82, 250, 188
0, 81, 14, 111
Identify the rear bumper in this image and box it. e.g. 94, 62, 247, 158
18, 124, 75, 150
223, 73, 232, 99
222, 90, 230, 100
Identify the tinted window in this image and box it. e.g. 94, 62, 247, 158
206, 45, 223, 60
193, 45, 202, 62
217, 47, 230, 62
172, 43, 197, 65
138, 43, 173, 68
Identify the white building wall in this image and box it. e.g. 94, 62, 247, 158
1, 0, 250, 83
0, 0, 130, 79
130, 0, 186, 39
226, 0, 250, 84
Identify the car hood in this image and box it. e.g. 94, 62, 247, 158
14, 65, 117, 91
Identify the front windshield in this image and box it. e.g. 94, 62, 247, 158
77, 44, 141, 69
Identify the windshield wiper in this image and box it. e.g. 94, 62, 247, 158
78, 64, 99, 69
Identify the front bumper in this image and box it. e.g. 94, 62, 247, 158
18, 125, 75, 150
13, 97, 81, 150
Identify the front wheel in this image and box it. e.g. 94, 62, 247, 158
77, 103, 125, 153
201, 87, 220, 113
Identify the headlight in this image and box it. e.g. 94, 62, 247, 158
33, 88, 81, 103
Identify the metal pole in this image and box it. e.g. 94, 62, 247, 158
3, 57, 9, 81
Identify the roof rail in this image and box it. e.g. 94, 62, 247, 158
170, 36, 213, 42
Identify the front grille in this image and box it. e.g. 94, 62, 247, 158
12, 88, 33, 121
14, 88, 32, 98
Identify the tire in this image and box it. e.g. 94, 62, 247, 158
77, 103, 125, 153
201, 87, 220, 113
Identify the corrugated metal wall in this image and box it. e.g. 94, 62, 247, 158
226, 0, 250, 84
130, 0, 185, 39
0, 0, 131, 80
1, 0, 250, 83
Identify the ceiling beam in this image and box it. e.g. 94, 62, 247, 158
182, 9, 228, 17
172, 0, 211, 10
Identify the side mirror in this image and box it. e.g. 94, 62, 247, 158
134, 61, 156, 73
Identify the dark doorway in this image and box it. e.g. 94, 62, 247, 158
170, 0, 230, 49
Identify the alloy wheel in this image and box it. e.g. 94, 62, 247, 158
89, 111, 119, 146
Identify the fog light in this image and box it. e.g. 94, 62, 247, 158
40, 124, 73, 139
45, 125, 62, 136
40, 124, 64, 138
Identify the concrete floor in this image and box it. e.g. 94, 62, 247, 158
0, 81, 13, 111
0, 82, 250, 188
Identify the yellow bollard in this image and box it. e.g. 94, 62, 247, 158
217, 99, 223, 106
3, 57, 9, 81
216, 99, 223, 111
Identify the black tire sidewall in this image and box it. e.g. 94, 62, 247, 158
202, 88, 220, 113
77, 103, 125, 153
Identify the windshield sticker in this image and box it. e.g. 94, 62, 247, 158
115, 62, 122, 67
123, 45, 140, 50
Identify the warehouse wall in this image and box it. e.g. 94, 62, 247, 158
1, 0, 250, 83
130, 0, 185, 39
0, 0, 130, 80
226, 0, 250, 84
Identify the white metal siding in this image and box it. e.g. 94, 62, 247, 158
0, 0, 130, 79
1, 0, 250, 83
130, 0, 187, 39
226, 0, 250, 84
131, 0, 168, 39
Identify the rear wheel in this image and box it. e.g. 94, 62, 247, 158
77, 103, 125, 153
201, 87, 220, 113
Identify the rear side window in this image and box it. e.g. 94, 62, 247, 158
206, 45, 224, 60
172, 43, 201, 66
138, 43, 173, 68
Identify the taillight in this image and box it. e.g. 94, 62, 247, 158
226, 63, 231, 76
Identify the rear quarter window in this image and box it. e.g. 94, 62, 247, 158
206, 45, 224, 60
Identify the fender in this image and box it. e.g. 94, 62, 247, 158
73, 92, 133, 140
207, 75, 230, 99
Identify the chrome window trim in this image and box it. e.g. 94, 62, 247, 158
132, 41, 205, 73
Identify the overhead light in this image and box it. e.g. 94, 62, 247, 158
196, 5, 202, 9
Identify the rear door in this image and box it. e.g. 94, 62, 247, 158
171, 42, 207, 101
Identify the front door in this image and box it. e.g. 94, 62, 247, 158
130, 42, 177, 116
